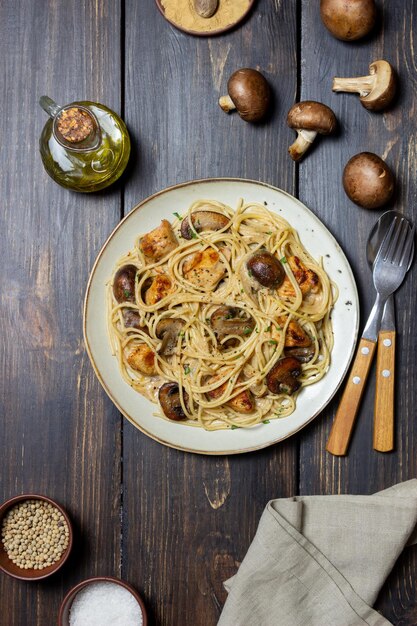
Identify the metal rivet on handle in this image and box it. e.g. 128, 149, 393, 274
352, 376, 361, 385
383, 339, 392, 347
361, 347, 370, 355
382, 370, 391, 378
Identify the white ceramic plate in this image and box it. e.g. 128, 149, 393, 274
84, 179, 359, 455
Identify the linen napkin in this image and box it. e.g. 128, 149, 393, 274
218, 480, 417, 626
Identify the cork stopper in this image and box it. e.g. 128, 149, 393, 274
56, 107, 95, 143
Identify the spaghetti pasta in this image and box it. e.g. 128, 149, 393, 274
107, 199, 336, 430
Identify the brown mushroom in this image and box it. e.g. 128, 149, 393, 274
333, 60, 396, 112
218, 69, 271, 122
194, 0, 218, 18
210, 306, 255, 342
113, 265, 137, 303
266, 356, 302, 395
320, 0, 377, 41
181, 210, 230, 240
285, 345, 316, 363
159, 382, 189, 421
287, 102, 337, 161
246, 250, 286, 289
122, 309, 141, 329
343, 152, 394, 209
155, 318, 185, 356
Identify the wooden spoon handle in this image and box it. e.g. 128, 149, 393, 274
373, 330, 396, 452
326, 338, 376, 456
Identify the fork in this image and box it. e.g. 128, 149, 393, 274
326, 216, 415, 456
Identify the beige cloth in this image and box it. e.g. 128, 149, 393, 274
218, 480, 417, 626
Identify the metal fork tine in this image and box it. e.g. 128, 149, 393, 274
391, 219, 409, 265
400, 225, 415, 267
385, 217, 402, 262
376, 217, 397, 262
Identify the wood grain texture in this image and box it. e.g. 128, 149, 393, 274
327, 338, 377, 456
122, 1, 298, 624
0, 1, 122, 624
374, 329, 396, 452
299, 0, 417, 622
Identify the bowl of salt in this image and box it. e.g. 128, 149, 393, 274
58, 576, 147, 626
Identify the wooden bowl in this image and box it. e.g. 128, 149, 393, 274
58, 576, 148, 626
0, 494, 73, 581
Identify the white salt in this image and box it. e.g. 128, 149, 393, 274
69, 581, 143, 626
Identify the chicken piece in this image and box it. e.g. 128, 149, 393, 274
139, 219, 178, 263
183, 248, 229, 290
278, 256, 320, 299
277, 316, 312, 348
127, 344, 157, 376
144, 274, 173, 305
207, 376, 254, 413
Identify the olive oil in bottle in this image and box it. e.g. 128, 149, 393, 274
39, 96, 130, 192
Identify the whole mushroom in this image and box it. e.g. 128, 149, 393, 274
218, 69, 271, 122
266, 357, 302, 395
113, 265, 137, 303
194, 0, 218, 18
343, 152, 395, 209
320, 0, 377, 41
333, 60, 396, 112
287, 101, 337, 161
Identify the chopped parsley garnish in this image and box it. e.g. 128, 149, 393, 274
280, 256, 287, 264
179, 331, 185, 337
269, 340, 278, 345
266, 231, 272, 235
263, 420, 270, 424
248, 269, 253, 277
231, 425, 240, 430
191, 231, 198, 239
184, 365, 191, 375
173, 212, 182, 220
265, 325, 271, 332
243, 328, 252, 335
123, 289, 131, 298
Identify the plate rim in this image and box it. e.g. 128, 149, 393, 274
83, 177, 359, 455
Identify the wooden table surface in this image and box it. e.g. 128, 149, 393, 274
1, 1, 417, 624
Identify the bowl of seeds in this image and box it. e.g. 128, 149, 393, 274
0, 494, 73, 580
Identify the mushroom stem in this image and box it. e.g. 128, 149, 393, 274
332, 75, 375, 96
218, 95, 236, 113
288, 129, 317, 162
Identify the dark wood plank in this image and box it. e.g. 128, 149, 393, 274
122, 0, 299, 623
299, 1, 417, 623
0, 1, 122, 624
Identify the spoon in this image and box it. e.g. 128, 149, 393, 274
367, 211, 414, 451
327, 215, 415, 456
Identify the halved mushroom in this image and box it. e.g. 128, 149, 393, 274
320, 0, 377, 42
333, 60, 396, 112
285, 345, 316, 363
247, 250, 286, 289
123, 309, 141, 329
266, 357, 302, 395
210, 306, 255, 342
287, 101, 337, 161
342, 152, 394, 209
207, 377, 254, 413
113, 265, 137, 303
219, 68, 271, 122
155, 318, 185, 355
159, 382, 189, 421
180, 210, 230, 240
139, 219, 178, 263
126, 344, 157, 376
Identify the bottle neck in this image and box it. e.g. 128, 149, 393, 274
39, 97, 101, 152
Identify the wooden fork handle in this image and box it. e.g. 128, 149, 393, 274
373, 330, 396, 452
326, 338, 377, 456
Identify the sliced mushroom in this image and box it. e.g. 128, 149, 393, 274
320, 0, 377, 42
247, 250, 286, 289
219, 69, 271, 122
210, 306, 255, 342
266, 356, 302, 395
122, 309, 141, 329
139, 219, 178, 263
287, 101, 337, 161
155, 318, 185, 355
333, 60, 396, 112
180, 210, 230, 240
126, 344, 157, 376
342, 152, 394, 209
285, 345, 316, 363
113, 265, 137, 303
207, 377, 254, 413
194, 0, 218, 18
159, 382, 189, 421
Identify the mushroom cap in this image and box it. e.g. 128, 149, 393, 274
361, 60, 396, 111
227, 68, 271, 122
287, 101, 337, 135
343, 152, 395, 209
320, 0, 377, 41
